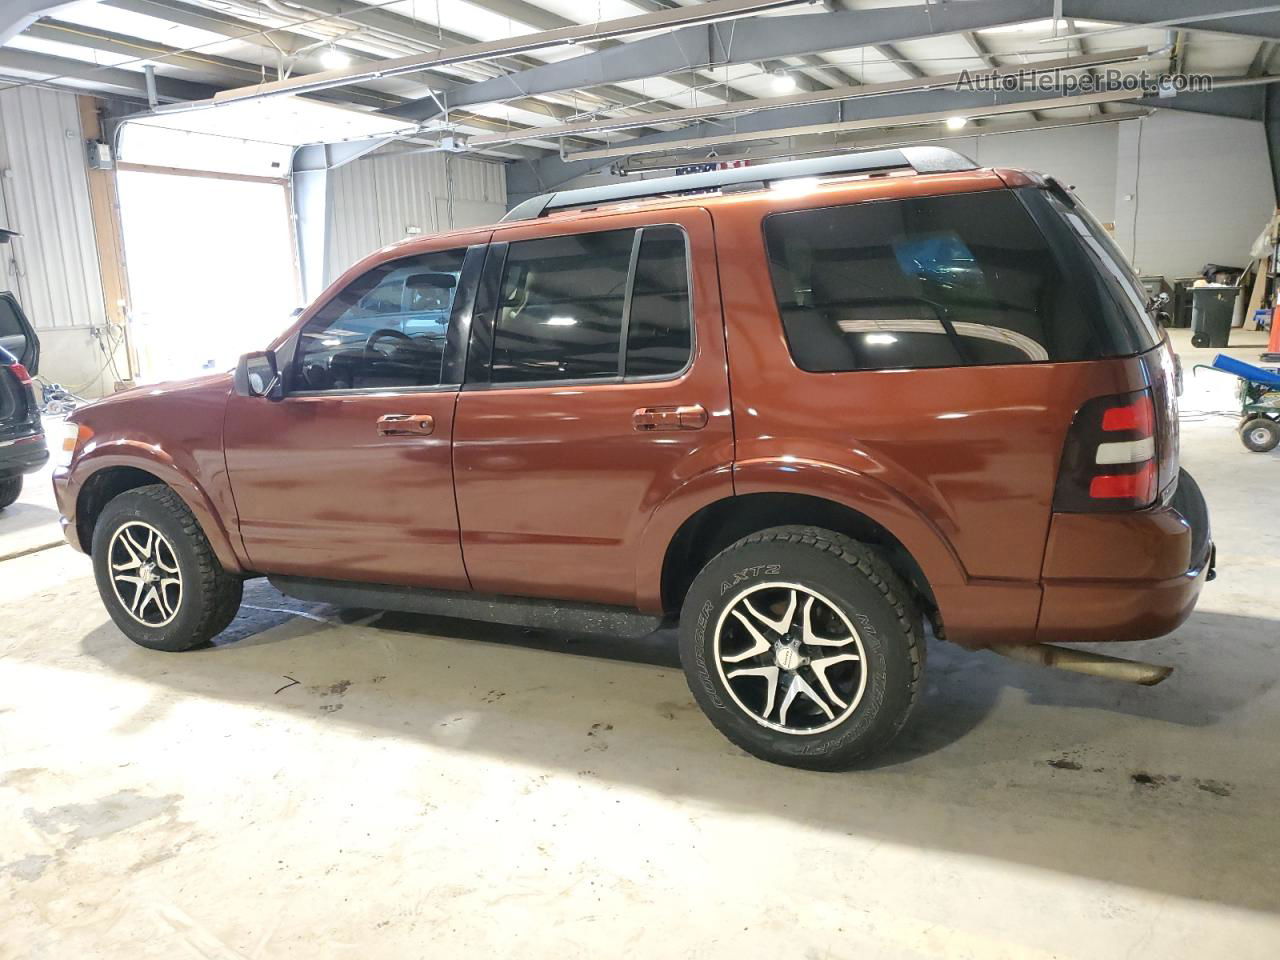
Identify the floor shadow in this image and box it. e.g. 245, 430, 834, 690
75, 579, 1280, 915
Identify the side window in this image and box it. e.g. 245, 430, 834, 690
295, 248, 465, 392
625, 226, 692, 377
491, 230, 634, 384
764, 191, 1091, 372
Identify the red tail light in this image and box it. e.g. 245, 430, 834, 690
9, 362, 32, 384
1054, 388, 1159, 512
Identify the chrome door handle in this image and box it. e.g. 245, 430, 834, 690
377, 413, 435, 436
632, 404, 708, 432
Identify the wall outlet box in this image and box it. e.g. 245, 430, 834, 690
86, 140, 113, 170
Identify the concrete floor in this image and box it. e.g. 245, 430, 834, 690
2, 329, 1278, 959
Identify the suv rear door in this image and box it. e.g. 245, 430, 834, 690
452, 207, 732, 609
0, 292, 39, 374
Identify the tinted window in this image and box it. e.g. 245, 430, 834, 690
626, 226, 691, 377
764, 191, 1099, 372
295, 249, 464, 391
1040, 188, 1161, 352
491, 230, 633, 383
0, 299, 22, 337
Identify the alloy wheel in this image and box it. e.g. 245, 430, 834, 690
713, 582, 868, 735
108, 521, 183, 627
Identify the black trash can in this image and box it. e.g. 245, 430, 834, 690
1190, 285, 1240, 348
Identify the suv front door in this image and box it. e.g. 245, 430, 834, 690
223, 238, 486, 588
452, 208, 731, 609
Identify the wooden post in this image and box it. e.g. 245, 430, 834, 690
76, 95, 135, 384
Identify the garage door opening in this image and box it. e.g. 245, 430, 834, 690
116, 168, 301, 383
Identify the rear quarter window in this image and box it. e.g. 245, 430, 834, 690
764, 189, 1116, 372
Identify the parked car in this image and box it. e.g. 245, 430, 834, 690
0, 291, 47, 510
52, 148, 1212, 770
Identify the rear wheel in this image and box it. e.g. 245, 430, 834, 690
679, 526, 924, 771
0, 475, 21, 510
91, 485, 243, 651
1241, 417, 1280, 453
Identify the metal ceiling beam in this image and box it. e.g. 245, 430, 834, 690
207, 0, 810, 105
0, 47, 216, 101
391, 0, 1280, 124
467, 47, 1149, 147
387, 0, 1054, 121
94, 0, 617, 133
874, 43, 924, 80
1063, 0, 1280, 41
22, 19, 403, 111
0, 0, 80, 45
566, 88, 1161, 162
444, 0, 759, 103
618, 108, 1152, 172
506, 77, 1278, 196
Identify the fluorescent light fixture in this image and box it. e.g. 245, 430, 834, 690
770, 176, 820, 194
864, 333, 898, 345
320, 46, 350, 69
770, 70, 797, 94
945, 115, 969, 130
546, 316, 576, 326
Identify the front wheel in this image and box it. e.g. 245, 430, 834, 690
91, 485, 243, 651
679, 526, 924, 771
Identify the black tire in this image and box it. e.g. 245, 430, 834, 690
0, 475, 21, 510
1240, 417, 1280, 453
91, 484, 243, 651
679, 526, 924, 771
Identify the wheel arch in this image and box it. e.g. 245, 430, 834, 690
73, 453, 245, 574
657, 491, 947, 624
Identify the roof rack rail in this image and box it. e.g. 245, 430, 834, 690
501, 146, 978, 222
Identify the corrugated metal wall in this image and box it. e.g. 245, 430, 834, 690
0, 86, 105, 332
324, 151, 506, 285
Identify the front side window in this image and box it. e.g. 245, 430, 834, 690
764, 190, 1098, 372
295, 249, 465, 391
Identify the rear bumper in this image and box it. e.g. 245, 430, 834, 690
1035, 470, 1212, 644
0, 431, 48, 477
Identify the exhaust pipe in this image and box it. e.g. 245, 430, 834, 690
992, 643, 1173, 686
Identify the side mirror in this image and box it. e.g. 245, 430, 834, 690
234, 350, 282, 400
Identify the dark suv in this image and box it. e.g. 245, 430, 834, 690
1, 292, 46, 510
53, 148, 1211, 769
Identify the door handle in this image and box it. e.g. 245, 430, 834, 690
632, 404, 708, 432
377, 413, 435, 437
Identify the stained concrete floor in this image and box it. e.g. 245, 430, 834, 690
2, 330, 1278, 959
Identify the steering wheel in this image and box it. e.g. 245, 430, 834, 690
363, 328, 412, 358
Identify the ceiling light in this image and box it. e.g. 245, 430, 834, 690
770, 176, 820, 195
945, 116, 969, 130
546, 316, 576, 326
320, 46, 350, 70
770, 70, 797, 94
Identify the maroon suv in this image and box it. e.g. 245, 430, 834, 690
53, 148, 1211, 769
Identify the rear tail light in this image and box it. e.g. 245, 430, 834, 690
9, 362, 32, 384
1054, 388, 1159, 512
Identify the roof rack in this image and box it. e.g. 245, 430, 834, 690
500, 146, 978, 222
